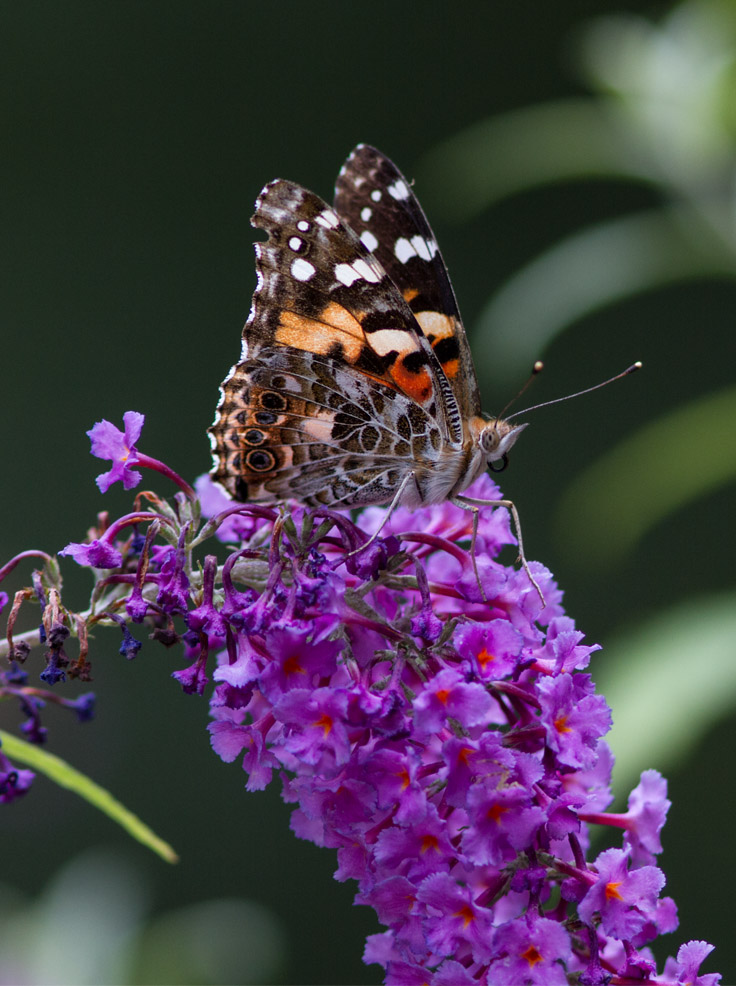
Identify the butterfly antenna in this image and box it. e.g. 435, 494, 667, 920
506, 362, 643, 421
493, 360, 545, 427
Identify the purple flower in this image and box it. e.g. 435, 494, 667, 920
623, 769, 671, 865
172, 653, 209, 695
415, 871, 495, 962
453, 618, 524, 680
257, 622, 343, 702
488, 914, 572, 985
0, 749, 34, 803
578, 847, 665, 939
537, 672, 612, 769
2, 433, 719, 984
118, 622, 142, 660
68, 693, 96, 722
664, 940, 721, 986
156, 539, 191, 615
186, 555, 227, 638
87, 410, 145, 492
274, 687, 351, 771
191, 482, 719, 983
59, 538, 123, 569
412, 667, 494, 736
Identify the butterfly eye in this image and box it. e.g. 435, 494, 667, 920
489, 455, 509, 473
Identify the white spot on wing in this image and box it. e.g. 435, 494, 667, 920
334, 257, 383, 286
369, 328, 412, 356
360, 207, 372, 222
315, 209, 340, 229
335, 263, 361, 287
370, 189, 382, 202
288, 236, 303, 252
296, 220, 310, 232
388, 179, 410, 200
410, 235, 437, 261
394, 237, 417, 264
360, 230, 379, 252
291, 257, 316, 281
353, 257, 382, 283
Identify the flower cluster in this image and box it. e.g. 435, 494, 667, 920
0, 413, 720, 985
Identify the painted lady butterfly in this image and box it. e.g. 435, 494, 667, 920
209, 145, 536, 589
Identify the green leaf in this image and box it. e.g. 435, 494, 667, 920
554, 384, 736, 565
417, 99, 652, 222
594, 592, 736, 799
0, 730, 178, 864
471, 206, 735, 386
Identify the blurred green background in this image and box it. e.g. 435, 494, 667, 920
2, 1, 734, 983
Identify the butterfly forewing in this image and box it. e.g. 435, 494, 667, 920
334, 144, 481, 420
249, 179, 458, 428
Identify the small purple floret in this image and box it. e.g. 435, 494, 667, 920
59, 538, 123, 569
87, 410, 145, 492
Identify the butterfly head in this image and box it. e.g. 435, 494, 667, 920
477, 418, 528, 473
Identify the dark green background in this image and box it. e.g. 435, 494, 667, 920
2, 2, 733, 983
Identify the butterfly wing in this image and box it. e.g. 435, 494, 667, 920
334, 144, 481, 420
209, 176, 461, 506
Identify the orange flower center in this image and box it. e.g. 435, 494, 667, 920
453, 904, 475, 928
313, 713, 333, 736
605, 880, 624, 901
487, 802, 508, 824
477, 646, 495, 668
282, 654, 305, 676
522, 944, 543, 967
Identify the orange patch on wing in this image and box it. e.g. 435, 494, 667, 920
391, 359, 433, 406
439, 357, 459, 379
276, 304, 364, 361
321, 301, 366, 340
403, 287, 419, 303
417, 311, 461, 377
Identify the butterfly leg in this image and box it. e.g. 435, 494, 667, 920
453, 494, 545, 607
345, 470, 417, 559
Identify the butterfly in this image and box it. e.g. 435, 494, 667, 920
208, 145, 539, 595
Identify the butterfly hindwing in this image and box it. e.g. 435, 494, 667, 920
334, 144, 481, 420
209, 345, 445, 507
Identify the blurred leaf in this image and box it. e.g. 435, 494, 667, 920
417, 100, 653, 222
420, 1, 736, 385
0, 849, 147, 986
137, 898, 285, 985
594, 592, 736, 799
471, 205, 735, 384
0, 731, 178, 863
554, 384, 736, 565
578, 4, 736, 185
